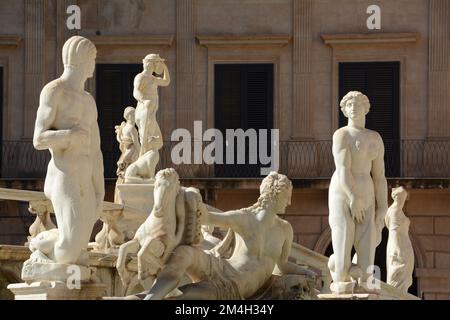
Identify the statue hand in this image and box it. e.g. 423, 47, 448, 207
350, 197, 366, 223
375, 208, 387, 230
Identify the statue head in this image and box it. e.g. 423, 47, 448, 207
143, 53, 165, 74
123, 106, 135, 123
391, 186, 408, 203
62, 36, 97, 78
340, 91, 370, 120
258, 172, 293, 214
153, 168, 180, 217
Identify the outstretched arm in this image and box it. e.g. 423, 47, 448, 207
200, 205, 245, 233
33, 86, 72, 150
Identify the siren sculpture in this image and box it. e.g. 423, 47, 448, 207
386, 187, 414, 293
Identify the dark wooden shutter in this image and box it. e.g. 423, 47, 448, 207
0, 67, 2, 176
339, 62, 400, 177
96, 64, 141, 178
215, 64, 274, 177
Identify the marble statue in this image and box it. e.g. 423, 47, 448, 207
25, 36, 104, 279
140, 172, 316, 300
133, 54, 170, 156
26, 200, 56, 244
116, 168, 205, 290
328, 91, 388, 294
123, 146, 160, 184
386, 186, 414, 293
115, 106, 141, 186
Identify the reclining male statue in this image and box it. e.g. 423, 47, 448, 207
120, 171, 316, 300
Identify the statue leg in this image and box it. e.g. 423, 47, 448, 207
354, 206, 376, 283
51, 180, 90, 265
117, 239, 140, 286
168, 281, 217, 300
144, 245, 205, 300
329, 197, 355, 284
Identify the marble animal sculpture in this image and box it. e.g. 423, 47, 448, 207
141, 172, 316, 300
133, 53, 170, 156
328, 91, 388, 294
385, 186, 414, 293
26, 36, 104, 270
116, 168, 205, 290
26, 200, 56, 244
115, 106, 141, 186
123, 141, 161, 184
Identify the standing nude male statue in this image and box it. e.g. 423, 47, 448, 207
133, 54, 170, 156
30, 36, 105, 266
328, 91, 388, 294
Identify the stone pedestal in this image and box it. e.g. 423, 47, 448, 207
8, 281, 106, 300
21, 262, 92, 283
318, 293, 381, 300
116, 184, 154, 213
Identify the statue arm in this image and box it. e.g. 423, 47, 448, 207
155, 64, 170, 87
372, 135, 388, 228
33, 87, 71, 150
131, 128, 141, 151
91, 122, 105, 213
203, 209, 244, 233
333, 130, 355, 202
276, 223, 317, 278
133, 74, 145, 102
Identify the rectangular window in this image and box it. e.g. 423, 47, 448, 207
96, 64, 142, 178
214, 64, 274, 177
339, 62, 400, 177
0, 67, 3, 176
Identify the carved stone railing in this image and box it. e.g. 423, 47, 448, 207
2, 139, 450, 179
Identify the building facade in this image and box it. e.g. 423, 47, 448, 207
0, 0, 449, 299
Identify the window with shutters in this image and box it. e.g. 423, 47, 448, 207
0, 67, 2, 176
96, 64, 142, 178
214, 64, 274, 177
339, 62, 400, 177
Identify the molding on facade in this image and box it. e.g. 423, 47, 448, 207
0, 36, 22, 47
291, 0, 313, 140
176, 0, 197, 138
84, 35, 175, 47
321, 33, 420, 47
427, 0, 449, 138
196, 34, 291, 47
24, 0, 45, 139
